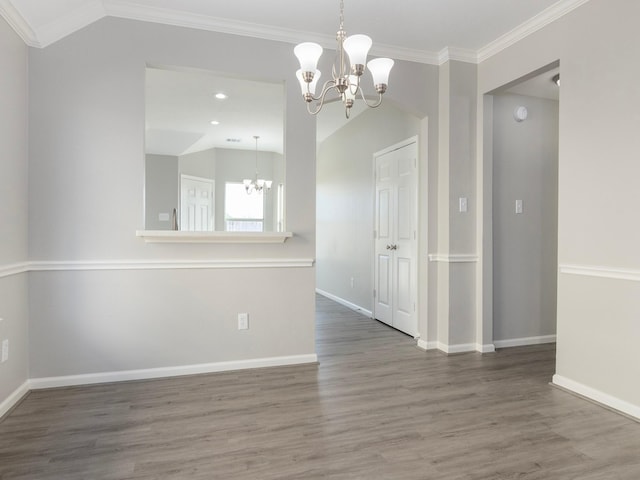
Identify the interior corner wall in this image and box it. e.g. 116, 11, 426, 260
316, 103, 421, 312
26, 17, 317, 380
492, 93, 558, 343
478, 0, 640, 415
0, 16, 29, 411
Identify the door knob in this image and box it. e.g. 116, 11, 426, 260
386, 244, 391, 250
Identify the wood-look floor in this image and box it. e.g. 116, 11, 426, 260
1, 295, 639, 479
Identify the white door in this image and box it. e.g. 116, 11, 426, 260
180, 175, 214, 231
374, 140, 418, 337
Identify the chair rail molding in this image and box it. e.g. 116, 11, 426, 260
559, 264, 640, 282
428, 254, 478, 263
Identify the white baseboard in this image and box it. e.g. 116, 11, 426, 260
416, 339, 437, 351
315, 288, 373, 317
552, 374, 640, 421
477, 343, 496, 353
421, 341, 494, 354
0, 380, 30, 419
494, 335, 556, 349
28, 354, 318, 390
437, 342, 477, 354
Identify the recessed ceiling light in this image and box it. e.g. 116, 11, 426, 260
210, 120, 220, 125
215, 93, 227, 100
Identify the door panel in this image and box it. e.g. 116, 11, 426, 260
180, 175, 214, 231
376, 254, 392, 325
373, 140, 418, 337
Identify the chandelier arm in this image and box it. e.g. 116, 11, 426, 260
306, 79, 340, 115
309, 79, 337, 102
358, 89, 384, 109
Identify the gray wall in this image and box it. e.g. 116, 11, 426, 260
26, 17, 318, 378
479, 0, 640, 409
24, 16, 434, 382
316, 103, 421, 312
492, 93, 558, 342
145, 154, 179, 230
0, 17, 29, 408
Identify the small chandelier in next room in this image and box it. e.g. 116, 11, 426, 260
294, 0, 394, 118
243, 136, 272, 195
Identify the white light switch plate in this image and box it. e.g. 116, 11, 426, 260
459, 197, 468, 213
515, 199, 523, 214
237, 313, 249, 330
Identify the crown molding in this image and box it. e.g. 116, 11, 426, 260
36, 0, 105, 48
0, 0, 39, 46
2, 0, 591, 68
477, 0, 592, 63
104, 0, 333, 48
438, 46, 478, 65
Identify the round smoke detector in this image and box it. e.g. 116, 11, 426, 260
513, 106, 528, 122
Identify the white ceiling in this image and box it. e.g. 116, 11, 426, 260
145, 67, 284, 156
2, 0, 576, 154
2, 0, 588, 61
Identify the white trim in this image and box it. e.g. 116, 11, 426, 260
315, 289, 372, 318
30, 258, 314, 271
416, 339, 437, 351
477, 0, 592, 63
0, 261, 29, 279
136, 230, 292, 243
477, 343, 496, 353
29, 354, 318, 390
2, 0, 589, 64
437, 342, 477, 354
428, 254, 478, 263
494, 335, 556, 349
0, 0, 39, 46
35, 0, 105, 48
1, 259, 314, 276
552, 374, 640, 421
560, 264, 640, 283
0, 380, 30, 419
438, 46, 478, 65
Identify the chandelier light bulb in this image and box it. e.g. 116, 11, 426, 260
367, 57, 394, 93
296, 69, 322, 97
343, 34, 372, 74
294, 42, 323, 74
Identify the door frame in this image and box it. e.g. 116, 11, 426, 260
372, 136, 419, 338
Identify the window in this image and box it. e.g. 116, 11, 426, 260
224, 182, 264, 232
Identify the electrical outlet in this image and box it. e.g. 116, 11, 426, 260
237, 313, 249, 330
1, 339, 8, 363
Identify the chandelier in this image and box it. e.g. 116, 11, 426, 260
294, 0, 394, 118
243, 136, 272, 195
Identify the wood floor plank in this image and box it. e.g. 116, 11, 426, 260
1, 294, 639, 479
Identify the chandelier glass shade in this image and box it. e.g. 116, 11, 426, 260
243, 135, 272, 195
294, 0, 394, 118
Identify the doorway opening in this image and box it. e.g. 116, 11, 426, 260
482, 62, 560, 350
